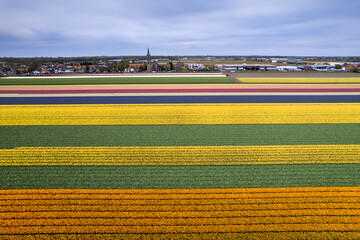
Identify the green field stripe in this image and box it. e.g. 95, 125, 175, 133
0, 77, 233, 85
1, 164, 360, 189
0, 124, 359, 149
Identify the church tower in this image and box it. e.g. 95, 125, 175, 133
146, 48, 151, 72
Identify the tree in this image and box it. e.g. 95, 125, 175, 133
139, 63, 147, 72
335, 64, 342, 70
351, 66, 359, 73
169, 62, 174, 71
28, 62, 41, 73
118, 61, 129, 72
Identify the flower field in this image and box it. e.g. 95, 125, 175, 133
1, 145, 360, 166
0, 74, 360, 239
238, 78, 360, 84
1, 103, 359, 125
0, 74, 233, 85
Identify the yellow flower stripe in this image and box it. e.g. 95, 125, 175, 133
1, 145, 359, 166
1, 187, 359, 236
1, 103, 360, 125
238, 78, 360, 83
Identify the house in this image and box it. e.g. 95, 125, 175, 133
277, 66, 302, 71
187, 63, 205, 70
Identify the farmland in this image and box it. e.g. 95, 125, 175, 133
0, 75, 233, 85
1, 103, 359, 125
1, 188, 360, 238
0, 73, 360, 238
238, 78, 360, 84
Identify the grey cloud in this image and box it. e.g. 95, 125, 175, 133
0, 0, 359, 56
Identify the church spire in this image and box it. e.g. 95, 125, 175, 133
146, 48, 151, 72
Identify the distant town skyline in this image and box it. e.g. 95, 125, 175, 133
1, 0, 359, 57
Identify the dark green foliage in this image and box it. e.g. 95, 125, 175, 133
1, 164, 360, 189
0, 77, 233, 85
1, 124, 358, 149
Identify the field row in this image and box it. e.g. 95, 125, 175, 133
2, 83, 359, 90
2, 223, 360, 235
3, 232, 359, 240
1, 187, 359, 198
1, 145, 359, 166
2, 216, 360, 228
1, 164, 360, 189
1, 124, 358, 149
2, 202, 360, 212
2, 196, 359, 205
1, 88, 360, 94
0, 187, 359, 236
1, 103, 359, 125
0, 76, 233, 85
0, 187, 360, 195
2, 209, 360, 220
239, 78, 360, 83
1, 95, 359, 105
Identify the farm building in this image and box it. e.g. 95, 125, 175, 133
216, 64, 278, 72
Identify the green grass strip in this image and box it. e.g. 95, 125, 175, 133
1, 124, 359, 149
0, 77, 233, 85
1, 164, 360, 189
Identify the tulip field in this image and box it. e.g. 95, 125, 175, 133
1, 73, 360, 239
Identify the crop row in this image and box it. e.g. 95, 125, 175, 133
1, 188, 358, 236
2, 202, 360, 212
1, 189, 358, 199
1, 187, 359, 199
3, 232, 360, 240
2, 216, 360, 227
1, 124, 359, 149
2, 164, 360, 189
0, 76, 233, 85
1, 103, 359, 126
239, 78, 360, 84
1, 145, 359, 166
2, 196, 359, 206
2, 83, 358, 90
2, 209, 360, 220
2, 95, 360, 104
1, 223, 360, 235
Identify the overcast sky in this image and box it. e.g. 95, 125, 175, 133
1, 0, 359, 57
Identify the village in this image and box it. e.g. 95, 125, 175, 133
0, 50, 359, 76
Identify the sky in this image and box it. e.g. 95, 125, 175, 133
1, 0, 359, 57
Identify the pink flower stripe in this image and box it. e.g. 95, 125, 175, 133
2, 83, 360, 90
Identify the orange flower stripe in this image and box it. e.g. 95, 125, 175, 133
2, 196, 359, 206
1, 223, 360, 235
1, 188, 360, 201
3, 232, 360, 240
2, 209, 360, 220
2, 216, 360, 228
1, 202, 359, 213
1, 187, 360, 197
1, 187, 360, 236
